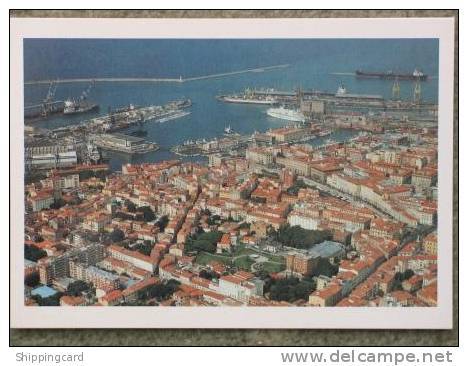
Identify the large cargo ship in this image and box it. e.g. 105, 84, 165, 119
355, 69, 428, 81
266, 106, 306, 122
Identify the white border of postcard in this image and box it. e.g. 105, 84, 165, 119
10, 17, 454, 329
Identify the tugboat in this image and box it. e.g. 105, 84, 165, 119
223, 125, 239, 136
336, 84, 347, 96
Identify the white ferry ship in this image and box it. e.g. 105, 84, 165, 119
266, 106, 306, 122
218, 95, 278, 105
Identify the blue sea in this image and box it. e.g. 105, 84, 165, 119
23, 39, 439, 170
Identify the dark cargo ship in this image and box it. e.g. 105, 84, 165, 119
355, 69, 428, 81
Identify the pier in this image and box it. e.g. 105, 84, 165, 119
23, 64, 290, 86
92, 133, 159, 155
217, 86, 438, 120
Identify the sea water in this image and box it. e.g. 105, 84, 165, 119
23, 39, 439, 171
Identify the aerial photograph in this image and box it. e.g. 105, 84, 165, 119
23, 38, 439, 307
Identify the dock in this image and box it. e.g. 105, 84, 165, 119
92, 133, 159, 155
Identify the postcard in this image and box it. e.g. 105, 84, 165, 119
10, 17, 455, 328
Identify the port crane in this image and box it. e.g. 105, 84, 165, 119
413, 77, 422, 104
79, 79, 95, 101
392, 78, 401, 100
41, 80, 58, 116
24, 79, 64, 119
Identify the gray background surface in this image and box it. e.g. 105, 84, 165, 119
10, 9, 458, 346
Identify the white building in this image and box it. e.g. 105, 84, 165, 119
107, 245, 157, 273
29, 151, 78, 169
30, 192, 54, 212
218, 273, 263, 303
288, 209, 320, 230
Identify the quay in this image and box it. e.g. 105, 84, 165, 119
172, 134, 251, 157
217, 85, 438, 119
45, 100, 192, 137
92, 133, 159, 155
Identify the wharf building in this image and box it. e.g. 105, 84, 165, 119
25, 143, 75, 156
93, 133, 158, 154
26, 151, 78, 170
266, 127, 309, 143
300, 99, 327, 118
246, 147, 274, 166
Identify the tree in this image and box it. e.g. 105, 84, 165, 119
134, 241, 153, 256
25, 272, 40, 287
25, 171, 47, 185
250, 196, 267, 204
269, 277, 315, 302
110, 228, 125, 243
32, 292, 63, 306
140, 280, 180, 301
207, 215, 221, 225
311, 258, 339, 278
24, 244, 47, 262
126, 201, 137, 213
277, 225, 332, 250
403, 269, 415, 280
113, 211, 134, 221
156, 215, 169, 232
50, 198, 66, 210
34, 235, 44, 243
66, 280, 90, 296
69, 196, 83, 206
185, 231, 223, 254
201, 208, 211, 216
137, 206, 156, 222
256, 271, 273, 292
239, 222, 250, 230
293, 280, 315, 300
286, 179, 308, 195
79, 171, 94, 181
199, 269, 217, 280
392, 279, 403, 291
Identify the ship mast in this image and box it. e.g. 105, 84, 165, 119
392, 77, 401, 100
413, 77, 422, 104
